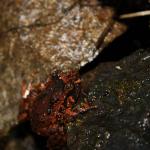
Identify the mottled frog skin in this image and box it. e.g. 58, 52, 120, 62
18, 71, 92, 149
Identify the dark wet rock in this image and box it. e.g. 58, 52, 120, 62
0, 0, 126, 136
68, 49, 150, 150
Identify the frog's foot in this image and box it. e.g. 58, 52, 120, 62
65, 108, 78, 117
78, 102, 97, 114
65, 102, 97, 117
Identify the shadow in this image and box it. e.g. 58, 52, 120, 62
100, 0, 150, 15
80, 16, 150, 75
0, 122, 47, 150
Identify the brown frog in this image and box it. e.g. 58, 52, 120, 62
18, 71, 93, 149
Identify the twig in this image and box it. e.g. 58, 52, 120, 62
120, 10, 150, 19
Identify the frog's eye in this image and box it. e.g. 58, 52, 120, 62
47, 108, 52, 114
64, 83, 74, 91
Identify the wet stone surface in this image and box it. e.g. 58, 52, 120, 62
68, 49, 150, 150
0, 0, 125, 136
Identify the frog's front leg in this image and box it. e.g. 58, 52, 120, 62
65, 95, 96, 117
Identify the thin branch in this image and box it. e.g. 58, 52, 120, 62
120, 10, 150, 19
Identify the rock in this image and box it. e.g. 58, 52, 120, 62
1, 48, 149, 150
0, 0, 79, 33
68, 49, 150, 149
0, 0, 126, 136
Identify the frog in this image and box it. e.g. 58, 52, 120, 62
18, 71, 93, 149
